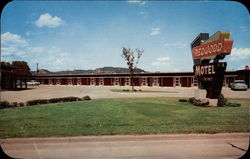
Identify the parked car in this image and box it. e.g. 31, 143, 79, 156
230, 80, 248, 91
27, 80, 40, 86
16, 80, 25, 86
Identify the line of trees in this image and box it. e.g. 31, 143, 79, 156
0, 61, 31, 75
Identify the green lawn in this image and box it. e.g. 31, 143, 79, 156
0, 98, 249, 138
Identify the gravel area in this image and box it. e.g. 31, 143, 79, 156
1, 85, 249, 103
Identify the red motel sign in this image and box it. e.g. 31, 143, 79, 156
191, 38, 233, 59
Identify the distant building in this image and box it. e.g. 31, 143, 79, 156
16, 67, 250, 88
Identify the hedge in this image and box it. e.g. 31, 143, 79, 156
26, 99, 48, 106
1, 96, 91, 108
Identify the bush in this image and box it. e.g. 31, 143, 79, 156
225, 102, 241, 107
0, 101, 10, 108
26, 99, 48, 106
11, 102, 18, 107
217, 94, 227, 107
122, 89, 129, 92
48, 98, 62, 103
48, 97, 82, 103
18, 102, 25, 107
179, 99, 188, 102
188, 97, 209, 107
82, 96, 91, 100
188, 97, 195, 104
61, 97, 82, 102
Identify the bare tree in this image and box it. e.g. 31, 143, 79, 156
121, 47, 143, 91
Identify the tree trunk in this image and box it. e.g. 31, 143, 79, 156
131, 76, 134, 91
130, 71, 134, 91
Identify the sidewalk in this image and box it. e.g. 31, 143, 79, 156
1, 133, 249, 159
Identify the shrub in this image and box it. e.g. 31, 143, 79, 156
0, 101, 10, 108
11, 102, 18, 107
26, 99, 48, 106
48, 98, 62, 103
188, 97, 209, 107
225, 102, 241, 107
62, 97, 82, 102
217, 94, 227, 107
82, 96, 91, 100
18, 102, 25, 107
188, 97, 196, 104
179, 99, 187, 102
48, 97, 82, 103
122, 89, 129, 92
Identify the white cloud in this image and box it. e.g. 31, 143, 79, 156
1, 32, 28, 47
139, 11, 147, 18
25, 31, 32, 36
1, 47, 19, 56
239, 26, 249, 32
140, 1, 146, 5
164, 42, 187, 48
229, 48, 250, 61
127, 0, 146, 5
35, 13, 64, 28
157, 57, 170, 61
56, 58, 64, 64
1, 32, 29, 57
28, 47, 44, 53
151, 56, 171, 67
150, 28, 160, 36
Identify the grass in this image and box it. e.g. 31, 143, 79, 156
0, 98, 249, 138
110, 89, 178, 93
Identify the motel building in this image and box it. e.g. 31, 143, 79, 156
16, 66, 250, 89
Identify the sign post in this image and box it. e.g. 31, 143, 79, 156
190, 31, 233, 105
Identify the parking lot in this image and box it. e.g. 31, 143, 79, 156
1, 85, 249, 103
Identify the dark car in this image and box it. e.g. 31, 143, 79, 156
230, 80, 248, 91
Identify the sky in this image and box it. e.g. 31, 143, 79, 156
1, 0, 250, 72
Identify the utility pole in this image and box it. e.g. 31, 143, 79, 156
36, 63, 39, 75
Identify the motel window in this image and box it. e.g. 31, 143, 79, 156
68, 79, 72, 85
99, 78, 104, 85
90, 78, 95, 85
125, 78, 130, 86
114, 78, 119, 86
56, 79, 60, 85
77, 78, 81, 85
175, 77, 180, 86
152, 78, 158, 86
141, 78, 147, 86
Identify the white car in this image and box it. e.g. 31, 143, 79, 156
27, 80, 40, 86
230, 80, 248, 91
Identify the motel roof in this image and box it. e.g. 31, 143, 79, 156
18, 70, 243, 78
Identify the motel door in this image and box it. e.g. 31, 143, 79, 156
181, 77, 192, 87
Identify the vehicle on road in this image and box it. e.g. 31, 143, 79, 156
230, 80, 248, 91
27, 80, 40, 86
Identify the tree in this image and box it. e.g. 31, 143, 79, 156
121, 47, 143, 91
0, 62, 11, 70
11, 61, 31, 76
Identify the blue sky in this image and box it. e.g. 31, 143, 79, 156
1, 1, 250, 72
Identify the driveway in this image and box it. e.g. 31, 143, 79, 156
1, 85, 250, 103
